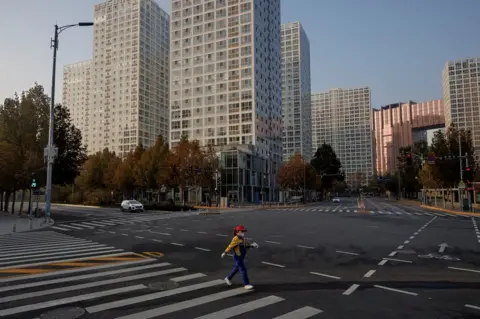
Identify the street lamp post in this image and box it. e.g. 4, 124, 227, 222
45, 22, 93, 222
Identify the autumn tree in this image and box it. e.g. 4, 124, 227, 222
278, 153, 316, 196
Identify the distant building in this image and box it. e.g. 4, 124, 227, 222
311, 87, 374, 186
281, 22, 312, 161
373, 100, 444, 175
63, 0, 170, 156
62, 60, 92, 148
442, 57, 480, 161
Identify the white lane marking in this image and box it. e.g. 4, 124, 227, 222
0, 267, 186, 303
309, 272, 341, 280
59, 224, 84, 230
272, 306, 323, 319
397, 245, 404, 249
449, 266, 480, 274
0, 243, 107, 258
297, 245, 315, 249
194, 295, 284, 319
216, 234, 228, 237
336, 250, 359, 256
0, 246, 117, 262
0, 285, 146, 316
108, 231, 116, 234
170, 273, 206, 282
0, 240, 94, 254
383, 257, 412, 263
70, 223, 95, 229
180, 229, 189, 232
374, 285, 417, 296
265, 240, 281, 245
388, 251, 397, 257
465, 304, 480, 311
122, 233, 128, 236
342, 284, 360, 295
51, 226, 70, 231
404, 240, 410, 244
378, 259, 388, 266
0, 263, 170, 293
409, 236, 415, 240
364, 270, 376, 278
152, 239, 163, 243
114, 287, 251, 319
333, 204, 343, 212
197, 231, 208, 234
261, 261, 285, 268
149, 231, 171, 236
86, 279, 226, 313
166, 227, 174, 230
194, 247, 211, 252
135, 236, 145, 239
171, 243, 185, 247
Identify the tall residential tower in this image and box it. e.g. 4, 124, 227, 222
63, 0, 170, 156
169, 0, 282, 202
442, 57, 480, 161
281, 21, 311, 161
312, 87, 374, 186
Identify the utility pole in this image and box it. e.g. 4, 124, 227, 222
45, 22, 93, 223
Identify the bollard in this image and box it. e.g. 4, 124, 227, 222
12, 224, 16, 233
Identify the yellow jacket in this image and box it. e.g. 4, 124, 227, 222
224, 235, 249, 257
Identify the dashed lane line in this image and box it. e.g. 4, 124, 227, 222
374, 285, 417, 296
363, 270, 376, 278
336, 250, 359, 256
342, 284, 360, 296
261, 261, 285, 268
309, 272, 341, 280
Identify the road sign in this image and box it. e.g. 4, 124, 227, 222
458, 181, 465, 189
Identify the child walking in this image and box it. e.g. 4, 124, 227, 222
221, 225, 259, 290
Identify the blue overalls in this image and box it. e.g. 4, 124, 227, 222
226, 236, 250, 285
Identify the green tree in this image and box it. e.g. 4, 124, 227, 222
310, 143, 343, 191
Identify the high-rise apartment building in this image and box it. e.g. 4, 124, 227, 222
63, 0, 170, 156
169, 0, 282, 202
281, 21, 311, 162
373, 100, 444, 175
62, 60, 92, 148
442, 57, 480, 161
311, 87, 374, 186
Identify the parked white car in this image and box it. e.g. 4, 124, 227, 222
332, 197, 340, 203
121, 200, 144, 212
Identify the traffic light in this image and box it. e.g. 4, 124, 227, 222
406, 153, 413, 165
31, 173, 37, 189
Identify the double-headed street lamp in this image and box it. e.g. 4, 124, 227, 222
44, 22, 93, 222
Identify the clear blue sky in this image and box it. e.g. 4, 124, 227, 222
1, 0, 479, 107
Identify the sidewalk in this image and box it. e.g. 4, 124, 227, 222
0, 212, 54, 235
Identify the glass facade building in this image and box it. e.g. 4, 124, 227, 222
281, 21, 311, 161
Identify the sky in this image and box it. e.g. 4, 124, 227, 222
1, 0, 479, 108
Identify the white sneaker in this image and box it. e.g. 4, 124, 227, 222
244, 284, 254, 290
224, 277, 232, 286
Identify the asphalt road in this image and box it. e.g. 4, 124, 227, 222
0, 198, 479, 318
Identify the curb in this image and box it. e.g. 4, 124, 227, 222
199, 211, 221, 215
54, 203, 102, 209
420, 205, 480, 217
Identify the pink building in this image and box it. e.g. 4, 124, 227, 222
373, 99, 444, 175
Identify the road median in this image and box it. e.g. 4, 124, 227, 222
420, 204, 480, 217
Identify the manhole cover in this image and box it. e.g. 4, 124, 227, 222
149, 281, 180, 290
39, 307, 85, 319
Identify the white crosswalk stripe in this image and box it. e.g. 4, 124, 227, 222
52, 213, 184, 231
0, 233, 324, 318
267, 207, 475, 219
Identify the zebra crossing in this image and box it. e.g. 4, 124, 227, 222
0, 233, 323, 318
51, 212, 197, 232
270, 207, 475, 219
